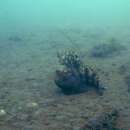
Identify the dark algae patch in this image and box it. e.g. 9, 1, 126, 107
90, 37, 126, 58
8, 36, 23, 42
55, 50, 104, 95
80, 108, 123, 130
124, 74, 130, 92
118, 62, 130, 92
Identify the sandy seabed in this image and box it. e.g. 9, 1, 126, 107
0, 26, 130, 130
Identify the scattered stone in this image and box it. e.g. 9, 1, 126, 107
18, 113, 29, 121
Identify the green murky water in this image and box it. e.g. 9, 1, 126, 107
0, 1, 130, 130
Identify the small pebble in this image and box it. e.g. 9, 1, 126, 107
0, 109, 6, 117
26, 102, 39, 108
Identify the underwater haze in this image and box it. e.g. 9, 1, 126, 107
0, 0, 130, 31
0, 0, 130, 130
